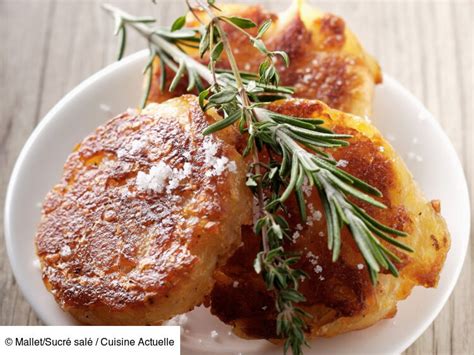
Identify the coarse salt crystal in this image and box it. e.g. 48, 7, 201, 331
214, 156, 230, 176
292, 231, 301, 243
203, 140, 219, 164
312, 210, 322, 221
357, 264, 364, 270
233, 281, 239, 288
129, 139, 146, 154
301, 178, 312, 197
210, 330, 219, 339
136, 161, 173, 193
59, 245, 71, 258
202, 138, 237, 177
314, 265, 323, 273
336, 159, 348, 168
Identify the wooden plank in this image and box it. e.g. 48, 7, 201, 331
0, 0, 54, 327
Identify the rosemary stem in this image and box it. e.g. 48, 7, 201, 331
194, 0, 269, 238
194, 0, 246, 95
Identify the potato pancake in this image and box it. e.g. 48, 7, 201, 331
35, 95, 252, 325
208, 99, 450, 339
148, 1, 381, 117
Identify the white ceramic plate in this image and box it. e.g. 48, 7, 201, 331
4, 50, 470, 355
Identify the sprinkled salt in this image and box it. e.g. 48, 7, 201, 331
319, 276, 325, 281
296, 224, 303, 231
336, 159, 348, 168
318, 231, 325, 237
233, 281, 239, 288
129, 139, 147, 154
357, 264, 364, 270
59, 245, 71, 258
210, 330, 219, 339
314, 265, 323, 273
312, 210, 322, 221
202, 138, 237, 177
306, 204, 322, 226
301, 178, 312, 197
213, 156, 230, 176
292, 231, 301, 243
136, 161, 173, 193
203, 140, 219, 164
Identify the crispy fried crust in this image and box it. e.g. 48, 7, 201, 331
148, 1, 381, 116
209, 99, 450, 339
35, 95, 252, 325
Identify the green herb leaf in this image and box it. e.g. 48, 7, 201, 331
224, 16, 257, 29
171, 15, 186, 32
257, 19, 272, 38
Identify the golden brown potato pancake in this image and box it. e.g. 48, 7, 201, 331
209, 99, 450, 340
148, 1, 381, 117
35, 95, 252, 325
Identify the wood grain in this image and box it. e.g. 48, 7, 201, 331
0, 0, 472, 354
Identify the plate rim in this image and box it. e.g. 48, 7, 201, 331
3, 50, 471, 354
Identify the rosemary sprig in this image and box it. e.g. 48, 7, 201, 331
103, 2, 413, 354
103, 3, 293, 108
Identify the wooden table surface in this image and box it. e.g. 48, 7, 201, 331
0, 0, 472, 354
